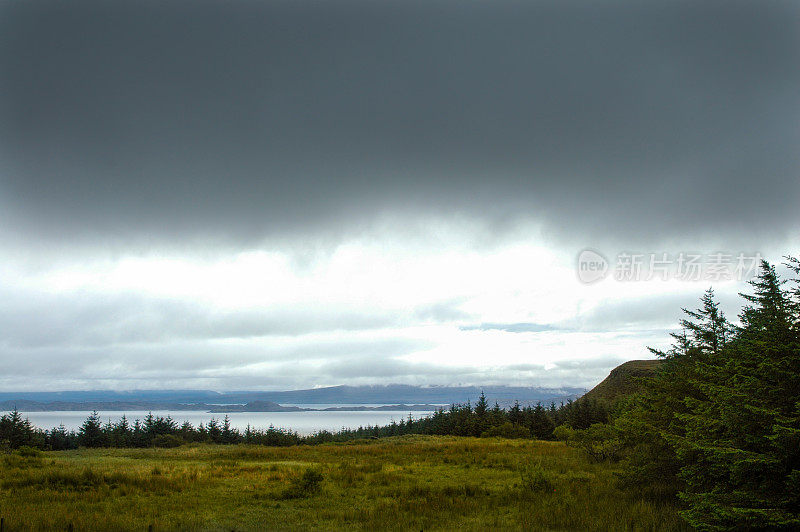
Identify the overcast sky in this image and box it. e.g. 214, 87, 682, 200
1, 0, 798, 391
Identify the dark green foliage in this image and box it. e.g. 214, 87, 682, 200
555, 423, 624, 463
107, 415, 130, 447
474, 391, 488, 416
559, 398, 609, 429
676, 287, 731, 355
527, 403, 557, 439
519, 461, 554, 493
46, 424, 74, 450
281, 468, 324, 499
152, 434, 186, 448
508, 401, 523, 424
16, 445, 41, 458
78, 411, 106, 448
481, 422, 530, 439
0, 409, 42, 449
673, 260, 800, 530
606, 286, 734, 502
220, 414, 237, 444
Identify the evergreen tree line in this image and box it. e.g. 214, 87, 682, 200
561, 257, 800, 530
0, 391, 609, 451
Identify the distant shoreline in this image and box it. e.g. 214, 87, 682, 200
0, 385, 585, 414
0, 400, 445, 413
208, 402, 444, 413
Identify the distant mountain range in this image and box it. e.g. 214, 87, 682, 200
0, 385, 585, 412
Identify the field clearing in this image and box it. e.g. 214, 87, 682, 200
0, 436, 686, 531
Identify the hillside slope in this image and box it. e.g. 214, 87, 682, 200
581, 359, 663, 405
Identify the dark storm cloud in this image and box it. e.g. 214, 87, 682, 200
1, 0, 798, 246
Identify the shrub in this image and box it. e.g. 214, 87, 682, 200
480, 422, 531, 439
152, 434, 186, 448
281, 468, 324, 499
520, 462, 553, 493
567, 423, 623, 463
552, 424, 576, 441
553, 423, 623, 463
17, 445, 42, 458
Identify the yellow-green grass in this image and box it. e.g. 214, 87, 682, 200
0, 436, 686, 531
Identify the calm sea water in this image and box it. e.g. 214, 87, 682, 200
5, 406, 438, 435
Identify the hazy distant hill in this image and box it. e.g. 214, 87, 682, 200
0, 385, 584, 411
243, 384, 584, 406
579, 359, 663, 405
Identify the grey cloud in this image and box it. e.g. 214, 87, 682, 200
460, 322, 559, 333
505, 363, 547, 372
413, 299, 472, 323
0, 335, 431, 386
0, 287, 468, 348
567, 289, 746, 333
272, 354, 632, 389
551, 356, 629, 372
318, 356, 466, 380
505, 355, 631, 388
457, 289, 741, 335
0, 324, 635, 390
1, 1, 798, 249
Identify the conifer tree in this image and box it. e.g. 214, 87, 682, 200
48, 423, 73, 450
677, 260, 800, 529
207, 418, 221, 443
116, 415, 130, 447
681, 288, 731, 355
475, 391, 488, 417
786, 255, 800, 329
616, 288, 730, 498
508, 401, 523, 425
0, 409, 37, 449
79, 411, 105, 448
529, 403, 555, 440
221, 415, 236, 444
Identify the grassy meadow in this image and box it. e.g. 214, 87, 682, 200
0, 435, 686, 531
